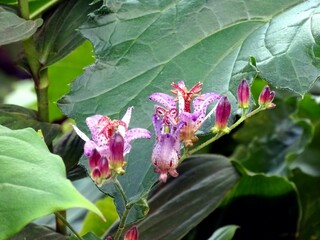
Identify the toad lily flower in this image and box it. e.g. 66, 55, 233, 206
72, 107, 151, 185
150, 81, 220, 147
151, 114, 184, 183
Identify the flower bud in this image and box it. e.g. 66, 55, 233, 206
109, 132, 126, 175
237, 79, 250, 109
258, 85, 276, 109
212, 96, 231, 133
124, 226, 139, 240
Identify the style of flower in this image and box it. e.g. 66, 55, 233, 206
258, 85, 276, 109
151, 114, 184, 183
72, 107, 151, 185
150, 81, 220, 147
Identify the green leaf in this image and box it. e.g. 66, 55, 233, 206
290, 169, 320, 240
80, 197, 118, 237
9, 223, 65, 240
138, 155, 239, 240
0, 7, 42, 46
0, 104, 60, 144
68, 232, 101, 240
0, 126, 104, 240
232, 98, 314, 175
214, 171, 300, 239
289, 122, 320, 176
35, 0, 99, 66
48, 41, 94, 121
58, 0, 320, 221
208, 225, 239, 240
53, 130, 84, 172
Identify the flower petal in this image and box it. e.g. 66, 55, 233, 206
193, 92, 221, 113
86, 115, 104, 142
120, 107, 134, 136
71, 124, 91, 142
149, 93, 176, 109
152, 114, 164, 136
125, 128, 152, 143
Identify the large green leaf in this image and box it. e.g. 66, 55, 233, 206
137, 155, 239, 240
290, 169, 320, 240
80, 197, 118, 237
35, 0, 99, 66
232, 98, 314, 175
0, 7, 42, 46
0, 104, 60, 144
0, 126, 103, 240
212, 171, 300, 239
48, 41, 94, 121
9, 223, 65, 240
58, 0, 320, 231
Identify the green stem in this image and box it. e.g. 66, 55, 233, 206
179, 106, 264, 164
113, 178, 132, 240
18, 0, 30, 19
36, 69, 49, 122
55, 212, 84, 240
30, 0, 61, 19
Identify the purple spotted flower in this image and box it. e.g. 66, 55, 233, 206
150, 81, 220, 147
72, 107, 151, 185
151, 114, 184, 183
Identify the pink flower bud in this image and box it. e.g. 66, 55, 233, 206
109, 132, 126, 175
258, 85, 276, 109
237, 79, 250, 109
213, 96, 231, 132
124, 226, 139, 240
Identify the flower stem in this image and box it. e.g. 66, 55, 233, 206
113, 177, 132, 240
55, 212, 84, 240
179, 106, 263, 164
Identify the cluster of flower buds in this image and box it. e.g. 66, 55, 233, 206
149, 81, 221, 182
212, 79, 276, 133
72, 107, 151, 186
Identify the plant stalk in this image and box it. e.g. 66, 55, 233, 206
18, 0, 63, 234
113, 178, 132, 240
55, 212, 84, 240
179, 106, 264, 163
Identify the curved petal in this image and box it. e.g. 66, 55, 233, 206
193, 92, 221, 113
125, 128, 152, 143
121, 106, 134, 129
71, 124, 90, 142
149, 93, 176, 109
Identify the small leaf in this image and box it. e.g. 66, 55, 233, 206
0, 104, 60, 144
138, 155, 240, 240
208, 225, 239, 240
0, 126, 104, 240
0, 7, 42, 46
9, 223, 65, 240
